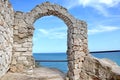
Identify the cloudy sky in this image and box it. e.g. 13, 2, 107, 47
10, 0, 120, 53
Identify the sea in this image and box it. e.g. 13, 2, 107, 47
33, 52, 120, 73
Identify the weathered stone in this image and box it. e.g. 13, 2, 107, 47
18, 27, 27, 33
0, 26, 5, 31
0, 21, 4, 26
22, 42, 32, 48
0, 35, 5, 43
9, 66, 17, 73
18, 56, 27, 61
15, 48, 27, 52
11, 58, 17, 64
13, 44, 21, 48
13, 26, 18, 30
18, 33, 26, 38
21, 52, 32, 56
0, 1, 120, 80
0, 0, 14, 78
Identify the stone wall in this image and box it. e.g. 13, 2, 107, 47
10, 2, 89, 80
0, 0, 14, 78
10, 11, 35, 72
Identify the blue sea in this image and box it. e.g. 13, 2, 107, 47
33, 52, 120, 73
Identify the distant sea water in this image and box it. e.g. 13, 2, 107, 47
33, 52, 120, 73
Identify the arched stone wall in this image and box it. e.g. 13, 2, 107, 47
11, 2, 88, 80
1, 1, 120, 80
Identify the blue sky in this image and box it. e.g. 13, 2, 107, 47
9, 0, 120, 53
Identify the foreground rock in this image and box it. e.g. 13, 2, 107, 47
1, 67, 66, 80
81, 55, 120, 80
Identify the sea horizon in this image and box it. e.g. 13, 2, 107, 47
33, 51, 120, 72
33, 52, 66, 54
33, 49, 120, 54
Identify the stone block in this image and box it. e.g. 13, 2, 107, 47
14, 52, 21, 56
10, 66, 17, 72
27, 38, 32, 42
11, 58, 17, 64
13, 25, 18, 30
0, 26, 4, 31
13, 44, 22, 48
15, 47, 27, 52
18, 33, 26, 38
0, 35, 5, 43
22, 42, 32, 48
0, 21, 4, 26
18, 56, 27, 61
21, 52, 32, 56
18, 27, 27, 33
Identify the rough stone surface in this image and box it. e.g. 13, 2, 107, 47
10, 2, 89, 80
81, 55, 120, 80
1, 67, 66, 80
0, 1, 120, 80
0, 0, 14, 78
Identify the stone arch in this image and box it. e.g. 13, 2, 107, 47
11, 2, 88, 80
26, 2, 75, 26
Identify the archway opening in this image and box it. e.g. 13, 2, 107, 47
33, 15, 68, 73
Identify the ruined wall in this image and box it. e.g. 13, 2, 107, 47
10, 2, 89, 80
10, 11, 35, 72
0, 1, 120, 80
10, 2, 120, 80
0, 0, 14, 78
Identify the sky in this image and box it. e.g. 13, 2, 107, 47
9, 0, 120, 53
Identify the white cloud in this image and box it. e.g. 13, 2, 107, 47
64, 0, 80, 9
39, 29, 49, 35
64, 0, 120, 16
79, 0, 120, 16
38, 27, 67, 39
79, 0, 120, 7
88, 25, 120, 35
